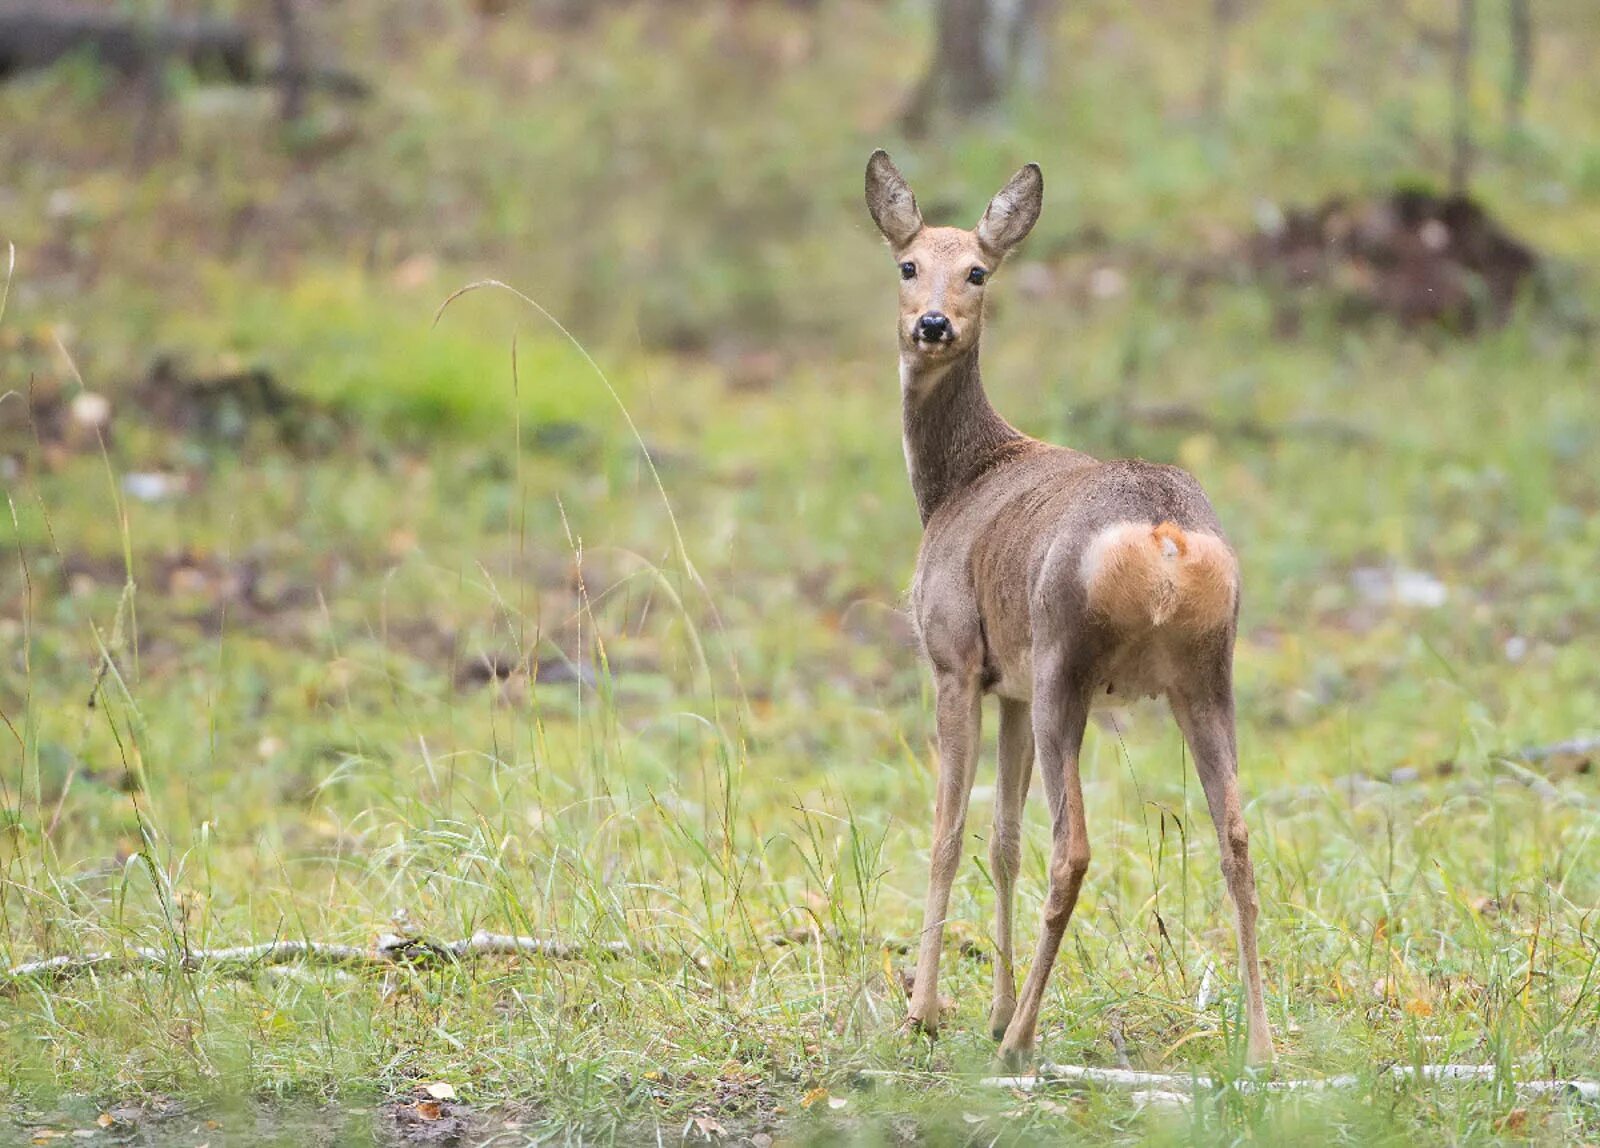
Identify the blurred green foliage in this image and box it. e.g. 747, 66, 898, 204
1, 0, 1599, 1142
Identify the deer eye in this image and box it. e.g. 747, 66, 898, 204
968, 266, 989, 285
899, 261, 917, 280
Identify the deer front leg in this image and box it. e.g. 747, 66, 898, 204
988, 697, 1033, 1040
905, 666, 982, 1037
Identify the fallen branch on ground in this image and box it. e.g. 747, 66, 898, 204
0, 2, 368, 98
1257, 732, 1597, 813
2, 931, 639, 992
980, 1062, 1600, 1102
1503, 735, 1600, 764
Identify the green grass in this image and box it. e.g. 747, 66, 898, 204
3, 0, 1600, 1142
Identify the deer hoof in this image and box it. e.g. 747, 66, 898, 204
996, 1038, 1034, 1073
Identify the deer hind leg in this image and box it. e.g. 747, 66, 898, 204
1170, 680, 1274, 1065
905, 666, 982, 1036
998, 654, 1091, 1066
988, 697, 1034, 1040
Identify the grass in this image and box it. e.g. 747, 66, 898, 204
2, 0, 1600, 1142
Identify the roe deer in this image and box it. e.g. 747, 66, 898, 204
864, 150, 1272, 1067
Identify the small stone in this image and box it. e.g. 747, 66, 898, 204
69, 391, 111, 431
122, 472, 188, 502
1088, 266, 1127, 299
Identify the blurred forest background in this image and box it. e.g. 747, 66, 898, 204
2, 0, 1600, 1143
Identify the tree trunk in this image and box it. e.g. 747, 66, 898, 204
903, 0, 1058, 136
1506, 0, 1531, 130
1009, 0, 1057, 92
271, 0, 307, 123
941, 0, 1001, 114
1448, 0, 1476, 197
1203, 0, 1236, 120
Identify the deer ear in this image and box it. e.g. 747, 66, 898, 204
865, 149, 923, 249
976, 163, 1043, 258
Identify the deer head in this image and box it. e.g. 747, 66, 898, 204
865, 149, 1043, 369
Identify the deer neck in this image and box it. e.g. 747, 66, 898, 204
900, 344, 1022, 526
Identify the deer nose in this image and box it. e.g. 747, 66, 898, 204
917, 312, 952, 342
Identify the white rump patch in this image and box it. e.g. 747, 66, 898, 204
1078, 522, 1147, 588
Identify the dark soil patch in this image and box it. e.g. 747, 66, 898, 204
0, 350, 351, 462
1252, 187, 1540, 332
7, 1092, 789, 1146
6, 1095, 554, 1147
53, 548, 318, 626
133, 354, 351, 454
386, 1096, 489, 1144
454, 649, 598, 692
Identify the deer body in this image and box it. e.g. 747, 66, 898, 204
867, 151, 1272, 1066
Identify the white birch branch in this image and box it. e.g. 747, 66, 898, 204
2, 930, 638, 991
981, 1062, 1600, 1101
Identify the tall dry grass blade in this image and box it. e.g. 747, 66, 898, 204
432, 279, 747, 718
0, 241, 13, 327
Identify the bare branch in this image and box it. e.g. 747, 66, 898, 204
1504, 735, 1600, 763
977, 1063, 1600, 1101
3, 931, 640, 992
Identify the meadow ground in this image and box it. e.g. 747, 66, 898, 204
2, 1, 1599, 1143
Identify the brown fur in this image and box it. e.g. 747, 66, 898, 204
1152, 520, 1189, 557
864, 150, 1273, 1067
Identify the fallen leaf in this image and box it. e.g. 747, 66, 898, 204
95, 1115, 115, 1129
1404, 998, 1434, 1018
800, 1087, 829, 1109
414, 1101, 443, 1121
692, 1114, 726, 1137
422, 1081, 457, 1100
827, 1096, 848, 1110
1495, 1108, 1529, 1134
